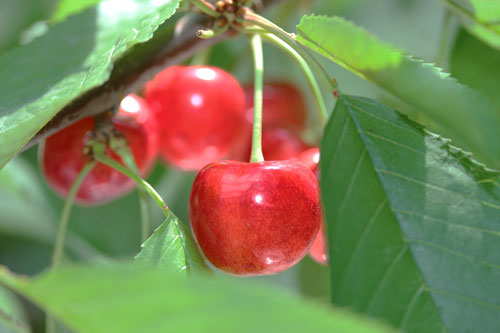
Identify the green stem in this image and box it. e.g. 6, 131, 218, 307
138, 190, 150, 242
112, 144, 151, 242
47, 161, 96, 333
250, 33, 265, 163
51, 161, 96, 269
190, 46, 211, 65
188, 0, 219, 17
93, 153, 170, 218
242, 11, 339, 97
262, 33, 328, 126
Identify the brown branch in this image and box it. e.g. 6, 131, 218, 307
24, 0, 280, 150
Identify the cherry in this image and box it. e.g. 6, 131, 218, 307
144, 65, 247, 171
40, 94, 159, 206
231, 127, 311, 162
298, 147, 328, 265
189, 160, 321, 276
243, 81, 307, 132
260, 127, 311, 161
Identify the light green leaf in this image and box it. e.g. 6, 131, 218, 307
321, 95, 500, 332
134, 211, 209, 275
0, 264, 397, 333
0, 286, 28, 333
0, 0, 180, 168
450, 28, 500, 107
51, 0, 103, 22
442, 0, 500, 49
297, 15, 500, 169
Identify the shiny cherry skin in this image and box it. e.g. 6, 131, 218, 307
189, 160, 321, 276
243, 81, 307, 132
40, 94, 159, 205
144, 65, 247, 171
298, 147, 328, 265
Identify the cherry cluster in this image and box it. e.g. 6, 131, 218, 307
40, 65, 327, 275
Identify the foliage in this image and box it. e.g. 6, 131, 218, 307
0, 0, 499, 332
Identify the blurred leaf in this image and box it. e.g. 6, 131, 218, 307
0, 264, 397, 333
0, 286, 29, 333
0, 0, 55, 53
0, 157, 59, 243
321, 95, 500, 332
297, 15, 500, 169
134, 211, 209, 275
450, 28, 500, 107
442, 0, 500, 49
51, 0, 103, 22
0, 0, 180, 169
0, 157, 104, 261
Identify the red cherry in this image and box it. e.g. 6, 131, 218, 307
309, 217, 328, 265
40, 94, 159, 205
298, 147, 328, 265
144, 65, 247, 171
243, 81, 307, 132
189, 160, 321, 276
234, 127, 311, 162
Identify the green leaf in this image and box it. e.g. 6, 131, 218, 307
133, 210, 209, 275
51, 0, 103, 22
321, 95, 500, 332
0, 0, 180, 168
442, 0, 500, 49
0, 286, 28, 333
450, 28, 500, 107
0, 157, 104, 261
296, 15, 500, 169
0, 264, 397, 333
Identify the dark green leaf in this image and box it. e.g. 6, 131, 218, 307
297, 15, 500, 169
134, 210, 209, 275
321, 95, 500, 332
0, 264, 397, 333
0, 0, 180, 168
450, 28, 500, 107
442, 0, 500, 49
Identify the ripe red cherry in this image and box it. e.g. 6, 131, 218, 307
298, 147, 328, 265
40, 94, 159, 205
243, 81, 307, 132
144, 65, 247, 171
189, 160, 321, 276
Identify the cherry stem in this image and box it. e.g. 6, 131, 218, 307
188, 0, 219, 17
111, 143, 151, 242
250, 33, 265, 163
92, 152, 170, 219
261, 33, 328, 127
51, 161, 97, 269
242, 11, 339, 98
190, 47, 211, 66
47, 160, 96, 333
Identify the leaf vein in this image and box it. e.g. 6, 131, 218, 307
405, 238, 500, 270
366, 244, 408, 312
376, 168, 500, 210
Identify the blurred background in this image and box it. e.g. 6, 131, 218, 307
0, 0, 450, 330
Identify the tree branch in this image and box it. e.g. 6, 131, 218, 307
24, 0, 279, 150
